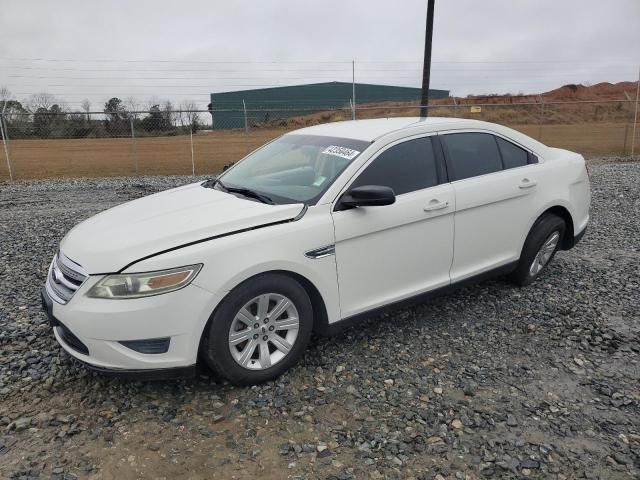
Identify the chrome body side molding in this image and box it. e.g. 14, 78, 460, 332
305, 244, 335, 259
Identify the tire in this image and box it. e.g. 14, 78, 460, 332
201, 273, 313, 386
509, 214, 566, 287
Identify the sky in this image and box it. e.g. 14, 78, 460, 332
0, 0, 638, 111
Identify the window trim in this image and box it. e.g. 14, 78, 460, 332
331, 133, 446, 211
431, 134, 450, 183
439, 130, 539, 183
493, 135, 506, 170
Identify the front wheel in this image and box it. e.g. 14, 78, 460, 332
509, 214, 566, 286
201, 273, 313, 386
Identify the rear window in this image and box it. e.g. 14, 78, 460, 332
496, 137, 529, 169
442, 133, 503, 181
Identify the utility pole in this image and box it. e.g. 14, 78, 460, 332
632, 66, 640, 158
420, 0, 436, 118
129, 117, 138, 176
1, 101, 13, 181
242, 99, 248, 134
352, 60, 356, 120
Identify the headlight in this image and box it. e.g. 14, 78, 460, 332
86, 264, 202, 299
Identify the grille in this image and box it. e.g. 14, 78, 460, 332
46, 252, 88, 304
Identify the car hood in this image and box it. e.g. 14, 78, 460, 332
59, 182, 304, 273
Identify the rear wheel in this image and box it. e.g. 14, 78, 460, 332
202, 273, 313, 385
509, 214, 565, 286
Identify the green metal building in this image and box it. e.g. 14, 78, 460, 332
208, 81, 449, 130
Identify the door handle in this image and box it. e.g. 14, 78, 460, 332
424, 199, 449, 211
519, 178, 537, 189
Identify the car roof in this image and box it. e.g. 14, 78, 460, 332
287, 117, 456, 141
286, 117, 550, 156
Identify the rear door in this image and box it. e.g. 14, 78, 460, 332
441, 131, 541, 282
331, 135, 455, 318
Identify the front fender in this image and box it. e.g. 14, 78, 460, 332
123, 206, 341, 328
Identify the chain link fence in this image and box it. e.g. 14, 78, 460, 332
0, 98, 638, 180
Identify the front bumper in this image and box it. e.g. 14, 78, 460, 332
41, 280, 222, 379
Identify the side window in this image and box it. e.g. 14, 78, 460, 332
442, 133, 503, 181
496, 137, 529, 169
351, 137, 438, 195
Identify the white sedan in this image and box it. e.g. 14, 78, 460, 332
42, 117, 590, 385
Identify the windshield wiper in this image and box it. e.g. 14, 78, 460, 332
217, 180, 274, 205
204, 178, 274, 204
226, 187, 274, 205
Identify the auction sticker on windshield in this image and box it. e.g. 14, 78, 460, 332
321, 146, 360, 160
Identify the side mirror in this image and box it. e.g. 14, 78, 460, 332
339, 185, 396, 210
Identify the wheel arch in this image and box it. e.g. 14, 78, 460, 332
521, 202, 576, 254
198, 269, 331, 357
272, 270, 330, 336
540, 205, 574, 250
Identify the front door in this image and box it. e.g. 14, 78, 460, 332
331, 136, 455, 319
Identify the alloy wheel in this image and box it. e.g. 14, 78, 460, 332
228, 293, 299, 370
529, 231, 560, 276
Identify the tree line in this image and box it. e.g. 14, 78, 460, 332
0, 88, 204, 139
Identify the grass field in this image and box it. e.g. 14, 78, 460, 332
0, 128, 287, 180
0, 122, 637, 180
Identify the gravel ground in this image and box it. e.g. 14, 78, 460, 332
0, 159, 639, 480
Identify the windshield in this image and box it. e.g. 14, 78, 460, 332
214, 134, 369, 205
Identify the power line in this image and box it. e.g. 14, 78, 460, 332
9, 78, 632, 91
1, 64, 633, 74
0, 57, 354, 64
5, 67, 633, 80
0, 57, 636, 65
